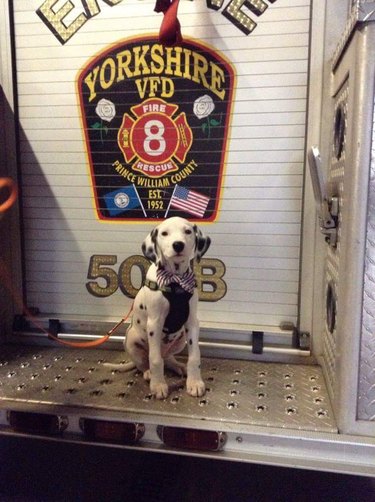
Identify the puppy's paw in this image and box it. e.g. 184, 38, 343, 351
186, 378, 205, 397
143, 369, 151, 381
150, 380, 169, 399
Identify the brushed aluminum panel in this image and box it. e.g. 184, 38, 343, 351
0, 345, 336, 433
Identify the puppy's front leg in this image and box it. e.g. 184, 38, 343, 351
185, 294, 205, 397
146, 305, 169, 399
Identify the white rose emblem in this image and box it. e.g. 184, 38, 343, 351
95, 98, 116, 122
193, 95, 215, 120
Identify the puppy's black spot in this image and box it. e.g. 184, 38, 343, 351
149, 331, 154, 337
151, 228, 158, 243
134, 342, 144, 350
140, 304, 144, 310
136, 319, 141, 324
178, 334, 184, 340
189, 339, 193, 345
186, 328, 189, 333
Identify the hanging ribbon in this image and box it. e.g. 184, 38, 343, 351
154, 0, 182, 47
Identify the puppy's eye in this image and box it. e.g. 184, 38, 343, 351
185, 229, 192, 235
161, 231, 168, 236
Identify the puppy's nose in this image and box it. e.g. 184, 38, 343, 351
173, 241, 185, 253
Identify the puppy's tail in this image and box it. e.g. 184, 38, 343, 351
103, 361, 136, 372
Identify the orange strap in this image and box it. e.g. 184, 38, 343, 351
0, 257, 133, 348
0, 178, 18, 214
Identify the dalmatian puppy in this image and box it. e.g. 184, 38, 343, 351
110, 217, 210, 399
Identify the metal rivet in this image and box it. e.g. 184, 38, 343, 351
227, 401, 238, 409
199, 399, 208, 406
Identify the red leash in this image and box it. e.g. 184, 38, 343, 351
0, 257, 133, 348
0, 178, 132, 348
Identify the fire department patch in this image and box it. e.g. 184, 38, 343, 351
77, 36, 235, 221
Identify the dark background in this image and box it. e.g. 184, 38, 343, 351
0, 435, 374, 502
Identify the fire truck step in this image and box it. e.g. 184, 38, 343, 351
0, 345, 336, 433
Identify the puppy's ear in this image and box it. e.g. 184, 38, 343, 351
142, 228, 159, 263
193, 225, 211, 262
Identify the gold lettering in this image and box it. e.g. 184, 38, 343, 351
192, 52, 209, 88
133, 45, 151, 77
84, 66, 100, 102
165, 47, 183, 77
117, 50, 133, 81
209, 62, 226, 100
37, 0, 88, 45
150, 44, 165, 74
100, 58, 116, 89
194, 258, 227, 302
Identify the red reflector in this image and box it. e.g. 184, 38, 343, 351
80, 418, 145, 444
8, 410, 68, 435
157, 426, 226, 451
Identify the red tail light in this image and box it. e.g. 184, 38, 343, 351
8, 410, 68, 435
157, 426, 226, 451
80, 418, 145, 444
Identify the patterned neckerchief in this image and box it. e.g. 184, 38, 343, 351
156, 267, 196, 294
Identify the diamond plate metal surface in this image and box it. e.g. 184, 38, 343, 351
321, 81, 349, 399
0, 345, 337, 432
358, 98, 375, 421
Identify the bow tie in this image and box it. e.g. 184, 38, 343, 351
156, 268, 196, 294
